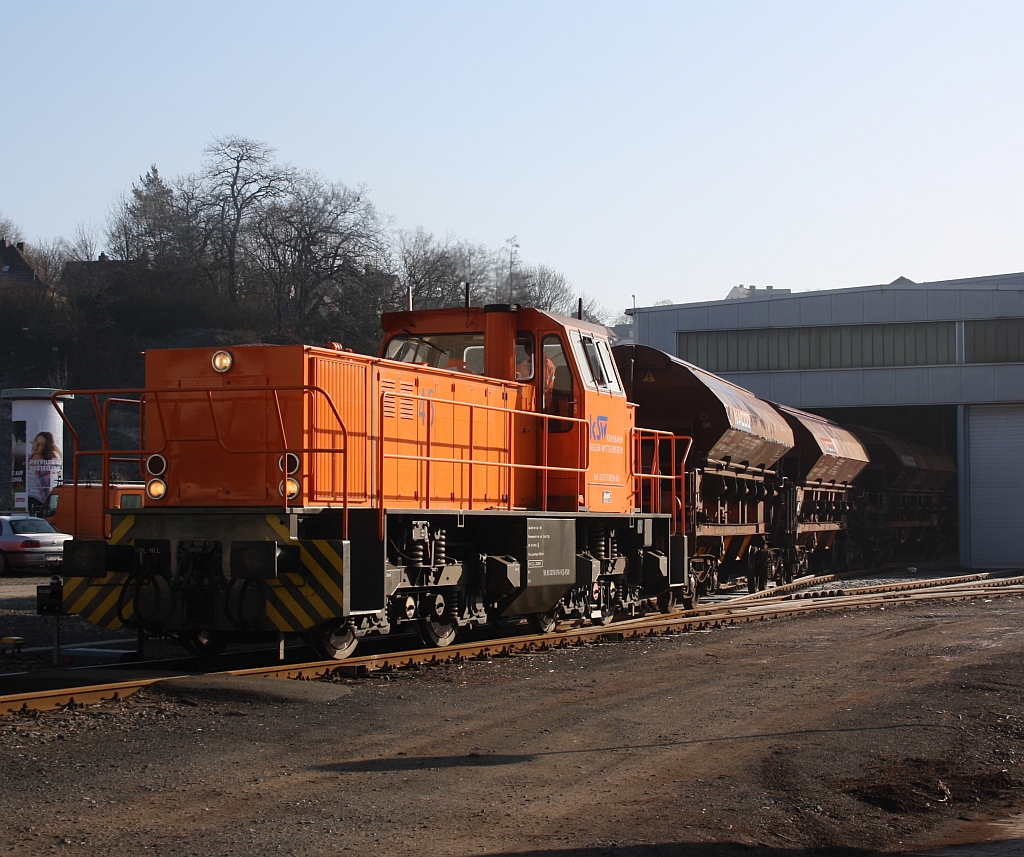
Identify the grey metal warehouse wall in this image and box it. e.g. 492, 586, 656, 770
631, 272, 1024, 569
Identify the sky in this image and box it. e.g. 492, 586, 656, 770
2, 1, 1023, 315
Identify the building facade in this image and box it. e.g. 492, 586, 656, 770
630, 272, 1024, 569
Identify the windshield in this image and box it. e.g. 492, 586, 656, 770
570, 331, 623, 393
10, 518, 59, 535
384, 333, 485, 373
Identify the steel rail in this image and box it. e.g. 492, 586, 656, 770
4, 577, 1022, 715
0, 675, 186, 715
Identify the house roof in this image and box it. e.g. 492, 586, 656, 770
0, 239, 49, 287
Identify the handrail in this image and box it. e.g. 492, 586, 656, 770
631, 429, 692, 535
51, 384, 352, 538
376, 391, 591, 540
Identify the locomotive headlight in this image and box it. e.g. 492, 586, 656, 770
211, 350, 233, 373
280, 477, 301, 499
146, 478, 167, 500
278, 453, 301, 475
146, 454, 167, 476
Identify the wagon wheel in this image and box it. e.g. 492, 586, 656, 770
593, 581, 617, 625
179, 629, 226, 657
417, 617, 458, 647
680, 569, 701, 609
528, 611, 558, 635
308, 620, 358, 660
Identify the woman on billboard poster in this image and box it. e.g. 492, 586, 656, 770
26, 431, 62, 514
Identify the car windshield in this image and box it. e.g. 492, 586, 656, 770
384, 333, 485, 373
10, 519, 59, 535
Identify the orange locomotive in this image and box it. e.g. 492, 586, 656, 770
60, 305, 686, 657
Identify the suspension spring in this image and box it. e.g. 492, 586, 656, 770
434, 530, 446, 566
409, 540, 425, 568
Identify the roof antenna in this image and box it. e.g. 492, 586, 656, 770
464, 281, 471, 307
406, 284, 413, 312
577, 297, 583, 320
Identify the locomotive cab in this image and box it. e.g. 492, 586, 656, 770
379, 304, 634, 513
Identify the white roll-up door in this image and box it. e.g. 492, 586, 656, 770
967, 404, 1024, 567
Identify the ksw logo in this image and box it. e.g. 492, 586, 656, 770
589, 414, 609, 441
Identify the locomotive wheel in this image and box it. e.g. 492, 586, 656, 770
747, 573, 757, 594
656, 589, 678, 614
309, 620, 358, 660
528, 611, 558, 635
417, 617, 457, 647
180, 629, 226, 657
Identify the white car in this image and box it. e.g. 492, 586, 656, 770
0, 515, 73, 575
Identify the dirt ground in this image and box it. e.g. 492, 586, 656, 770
1, 595, 1023, 857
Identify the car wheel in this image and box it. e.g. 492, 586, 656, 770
0, 551, 9, 577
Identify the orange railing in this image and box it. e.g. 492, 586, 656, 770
52, 386, 352, 538
376, 391, 590, 539
631, 430, 692, 535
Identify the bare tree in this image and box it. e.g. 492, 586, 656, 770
393, 229, 468, 309
22, 237, 70, 297
67, 223, 101, 262
203, 136, 294, 301
250, 172, 385, 338
0, 210, 24, 243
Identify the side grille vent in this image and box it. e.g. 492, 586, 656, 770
400, 382, 415, 420
381, 378, 396, 419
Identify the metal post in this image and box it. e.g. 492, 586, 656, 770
52, 615, 61, 666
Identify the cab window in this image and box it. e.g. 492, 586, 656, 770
515, 332, 535, 381
119, 493, 143, 509
570, 331, 622, 393
542, 335, 574, 432
594, 339, 623, 393
384, 332, 485, 372
40, 493, 59, 518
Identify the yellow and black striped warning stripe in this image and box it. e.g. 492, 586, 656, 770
62, 516, 137, 629
62, 572, 135, 630
263, 516, 347, 632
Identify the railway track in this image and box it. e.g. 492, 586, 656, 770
3, 570, 1022, 715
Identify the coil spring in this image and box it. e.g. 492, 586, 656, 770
589, 524, 607, 559
409, 540, 425, 567
434, 530, 446, 565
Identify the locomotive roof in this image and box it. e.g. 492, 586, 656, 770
381, 305, 613, 338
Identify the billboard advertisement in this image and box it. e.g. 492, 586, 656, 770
4, 390, 68, 514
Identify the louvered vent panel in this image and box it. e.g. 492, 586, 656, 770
381, 378, 396, 419
400, 382, 415, 420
